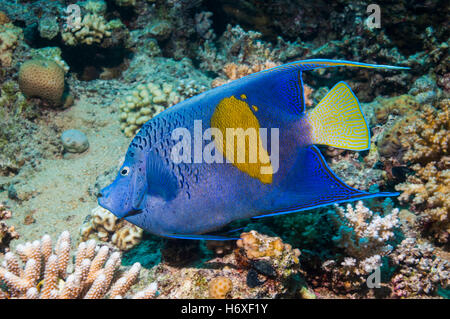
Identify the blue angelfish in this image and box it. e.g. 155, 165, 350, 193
98, 59, 407, 240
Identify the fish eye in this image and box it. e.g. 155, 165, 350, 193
120, 166, 130, 176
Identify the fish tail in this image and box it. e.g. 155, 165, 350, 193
306, 81, 370, 151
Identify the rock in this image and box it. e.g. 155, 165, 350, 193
61, 129, 89, 153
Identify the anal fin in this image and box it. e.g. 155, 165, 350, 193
254, 146, 398, 219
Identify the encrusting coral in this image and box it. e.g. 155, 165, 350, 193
80, 206, 143, 251
0, 231, 157, 299
322, 201, 399, 292
18, 58, 65, 106
0, 204, 19, 254
395, 99, 449, 244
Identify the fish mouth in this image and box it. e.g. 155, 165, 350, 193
97, 196, 143, 220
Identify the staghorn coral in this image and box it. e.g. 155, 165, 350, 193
0, 21, 23, 68
18, 58, 65, 106
0, 204, 19, 254
395, 99, 449, 244
322, 201, 399, 293
0, 231, 157, 299
80, 206, 143, 251
390, 238, 449, 298
208, 276, 232, 299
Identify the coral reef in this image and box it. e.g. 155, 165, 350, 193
208, 276, 232, 299
62, 13, 112, 46
119, 82, 176, 137
80, 206, 143, 251
0, 231, 157, 299
18, 59, 66, 106
391, 238, 449, 298
0, 204, 19, 254
118, 55, 210, 137
394, 99, 449, 244
0, 79, 62, 176
151, 231, 303, 298
0, 20, 23, 68
321, 201, 399, 293
199, 24, 302, 75
30, 47, 70, 74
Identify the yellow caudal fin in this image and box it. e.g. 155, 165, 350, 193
306, 81, 370, 151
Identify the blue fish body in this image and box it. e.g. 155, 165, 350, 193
98, 59, 407, 240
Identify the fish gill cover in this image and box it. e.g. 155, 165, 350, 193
0, 0, 448, 300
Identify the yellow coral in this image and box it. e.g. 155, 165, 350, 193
395, 99, 449, 243
209, 276, 232, 299
80, 206, 143, 251
61, 13, 112, 46
19, 58, 65, 105
119, 82, 180, 137
237, 230, 301, 263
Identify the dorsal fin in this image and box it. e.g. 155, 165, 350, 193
221, 59, 408, 117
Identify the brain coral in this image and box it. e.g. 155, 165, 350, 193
19, 59, 65, 106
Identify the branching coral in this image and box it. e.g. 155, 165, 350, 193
395, 99, 449, 244
118, 82, 177, 137
391, 238, 449, 297
61, 13, 112, 46
0, 204, 19, 254
80, 206, 143, 251
199, 24, 302, 74
322, 201, 399, 292
0, 231, 157, 299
